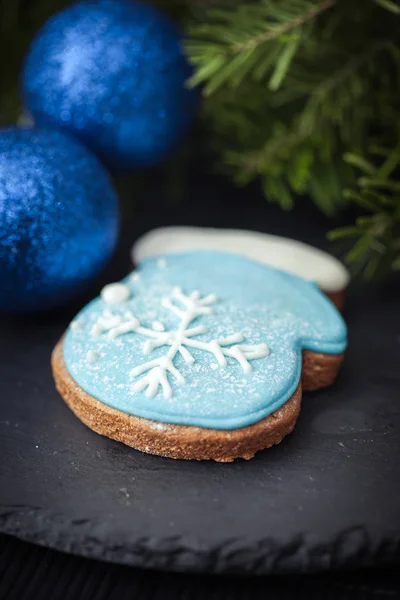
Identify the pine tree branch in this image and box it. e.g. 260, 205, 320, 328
233, 0, 335, 52
329, 147, 400, 279
303, 41, 389, 116
186, 0, 340, 93
298, 40, 392, 146
239, 127, 307, 176
374, 0, 400, 14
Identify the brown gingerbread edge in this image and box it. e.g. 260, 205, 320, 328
325, 289, 346, 311
51, 341, 344, 462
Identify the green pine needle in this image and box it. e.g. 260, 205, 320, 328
185, 0, 400, 277
329, 148, 400, 280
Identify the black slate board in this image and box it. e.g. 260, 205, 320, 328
1, 178, 400, 574
2, 534, 400, 600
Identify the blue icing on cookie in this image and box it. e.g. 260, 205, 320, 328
63, 251, 347, 430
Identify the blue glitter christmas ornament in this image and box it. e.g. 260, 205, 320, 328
21, 0, 198, 170
0, 128, 119, 312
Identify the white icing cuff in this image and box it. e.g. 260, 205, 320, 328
132, 227, 350, 293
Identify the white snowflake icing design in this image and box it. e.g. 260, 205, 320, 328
91, 287, 269, 399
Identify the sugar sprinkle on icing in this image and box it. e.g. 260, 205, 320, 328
86, 350, 99, 364
89, 287, 268, 399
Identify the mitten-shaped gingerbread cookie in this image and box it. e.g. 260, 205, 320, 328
52, 251, 347, 461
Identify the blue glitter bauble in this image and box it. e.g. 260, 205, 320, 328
21, 0, 198, 170
0, 128, 119, 311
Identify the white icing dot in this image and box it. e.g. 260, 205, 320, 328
210, 363, 219, 371
152, 320, 165, 332
101, 283, 131, 305
132, 272, 140, 281
86, 350, 99, 364
70, 320, 82, 331
157, 258, 167, 269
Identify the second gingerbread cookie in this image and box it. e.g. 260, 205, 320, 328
132, 227, 350, 309
52, 251, 347, 461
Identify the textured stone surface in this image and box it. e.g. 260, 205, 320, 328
0, 183, 400, 574
2, 534, 400, 600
